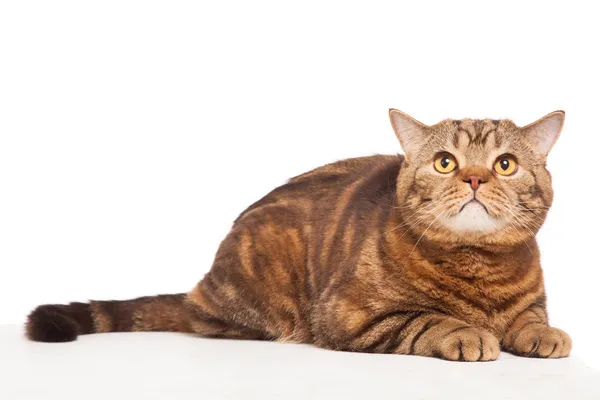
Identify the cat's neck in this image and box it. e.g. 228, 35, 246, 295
383, 209, 538, 279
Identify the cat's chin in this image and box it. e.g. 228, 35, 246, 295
442, 201, 504, 234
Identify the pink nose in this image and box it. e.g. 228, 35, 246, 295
464, 175, 484, 191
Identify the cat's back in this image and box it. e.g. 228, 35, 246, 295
235, 154, 404, 224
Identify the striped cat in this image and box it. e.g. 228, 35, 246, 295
26, 110, 571, 362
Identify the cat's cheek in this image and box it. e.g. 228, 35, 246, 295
413, 169, 445, 200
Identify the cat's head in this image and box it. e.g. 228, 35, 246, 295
390, 109, 564, 248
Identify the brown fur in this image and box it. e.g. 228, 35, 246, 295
25, 110, 570, 362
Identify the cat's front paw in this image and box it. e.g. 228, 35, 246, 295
434, 327, 500, 362
505, 325, 571, 358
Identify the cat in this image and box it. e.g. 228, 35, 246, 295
25, 109, 571, 362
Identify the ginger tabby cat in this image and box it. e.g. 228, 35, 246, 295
26, 110, 571, 362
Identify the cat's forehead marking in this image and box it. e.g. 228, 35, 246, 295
447, 119, 502, 153
456, 119, 499, 145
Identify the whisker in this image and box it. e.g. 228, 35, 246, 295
387, 202, 443, 234
497, 205, 535, 256
392, 204, 447, 240
501, 204, 538, 238
406, 208, 448, 259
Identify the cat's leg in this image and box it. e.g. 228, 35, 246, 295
316, 306, 500, 362
186, 220, 312, 343
185, 278, 275, 341
501, 303, 571, 358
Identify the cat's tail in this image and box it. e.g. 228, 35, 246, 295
25, 293, 194, 342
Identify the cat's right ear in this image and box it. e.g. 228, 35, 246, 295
389, 109, 428, 155
521, 110, 565, 157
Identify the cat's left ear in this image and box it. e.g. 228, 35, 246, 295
389, 109, 428, 155
522, 110, 565, 156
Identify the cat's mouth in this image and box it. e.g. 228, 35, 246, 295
459, 198, 489, 214
441, 196, 501, 233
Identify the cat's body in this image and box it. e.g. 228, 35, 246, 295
26, 111, 571, 361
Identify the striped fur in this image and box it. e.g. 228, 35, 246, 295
26, 111, 571, 362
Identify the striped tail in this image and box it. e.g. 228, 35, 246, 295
25, 294, 193, 342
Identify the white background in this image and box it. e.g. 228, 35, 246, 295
1, 1, 598, 369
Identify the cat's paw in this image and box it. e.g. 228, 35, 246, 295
506, 325, 571, 358
434, 327, 500, 362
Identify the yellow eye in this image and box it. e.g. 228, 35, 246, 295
433, 153, 458, 174
494, 155, 518, 176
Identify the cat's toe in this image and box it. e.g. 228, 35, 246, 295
437, 327, 500, 362
508, 326, 571, 358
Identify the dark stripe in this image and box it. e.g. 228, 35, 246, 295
495, 278, 541, 312
528, 170, 547, 206
304, 203, 317, 300
377, 198, 403, 274
528, 298, 548, 321
93, 294, 189, 333
549, 342, 557, 356
67, 302, 95, 335
323, 160, 402, 295
352, 310, 411, 341
458, 128, 473, 142
409, 318, 441, 355
444, 325, 471, 337
189, 303, 270, 340
494, 128, 502, 147
528, 337, 541, 355
235, 174, 342, 223
480, 130, 490, 146
377, 312, 425, 353
413, 276, 489, 313
431, 349, 445, 360
328, 161, 401, 269
508, 320, 544, 345
452, 131, 460, 147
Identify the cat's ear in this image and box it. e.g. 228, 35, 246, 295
389, 109, 428, 155
522, 110, 565, 156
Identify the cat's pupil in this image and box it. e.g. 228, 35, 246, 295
441, 157, 450, 169
500, 159, 509, 170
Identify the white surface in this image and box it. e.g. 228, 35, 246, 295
1, 0, 600, 370
1, 325, 599, 400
